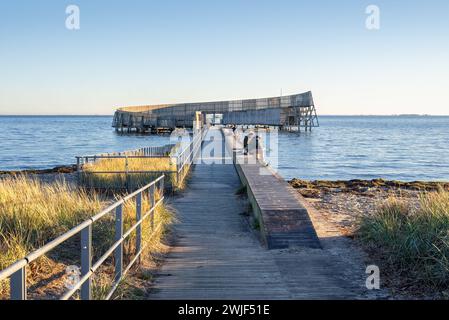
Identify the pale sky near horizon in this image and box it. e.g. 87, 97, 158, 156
0, 0, 448, 115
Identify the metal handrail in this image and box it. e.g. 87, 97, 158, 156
76, 127, 207, 190
175, 128, 207, 183
0, 175, 165, 300
77, 155, 170, 160
178, 131, 203, 170
76, 145, 175, 159
80, 170, 175, 174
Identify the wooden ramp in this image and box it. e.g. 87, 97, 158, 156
149, 128, 362, 300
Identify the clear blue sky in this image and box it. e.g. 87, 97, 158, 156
0, 0, 448, 115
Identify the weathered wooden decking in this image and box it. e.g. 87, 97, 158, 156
235, 161, 322, 249
149, 128, 362, 299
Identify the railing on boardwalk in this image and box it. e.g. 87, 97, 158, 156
76, 127, 207, 192
0, 175, 165, 300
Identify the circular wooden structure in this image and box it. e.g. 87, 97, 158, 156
112, 91, 318, 133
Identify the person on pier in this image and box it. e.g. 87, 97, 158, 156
243, 132, 253, 156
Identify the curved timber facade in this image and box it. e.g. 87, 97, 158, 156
112, 91, 319, 133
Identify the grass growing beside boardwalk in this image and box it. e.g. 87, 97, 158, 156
0, 175, 174, 299
0, 176, 104, 270
357, 189, 449, 293
80, 157, 179, 190
86, 157, 174, 173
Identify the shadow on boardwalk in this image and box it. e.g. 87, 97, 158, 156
149, 129, 384, 300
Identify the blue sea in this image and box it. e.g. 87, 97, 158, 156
1, 116, 448, 181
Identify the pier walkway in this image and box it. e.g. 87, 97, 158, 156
150, 128, 364, 299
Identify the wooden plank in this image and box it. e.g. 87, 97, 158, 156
237, 163, 321, 249
149, 129, 360, 300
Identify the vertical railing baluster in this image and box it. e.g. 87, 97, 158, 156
76, 157, 81, 184
10, 267, 26, 300
114, 204, 123, 283
190, 135, 194, 165
81, 224, 92, 300
161, 176, 165, 195
136, 192, 142, 259
176, 154, 180, 188
150, 184, 155, 230
125, 155, 129, 192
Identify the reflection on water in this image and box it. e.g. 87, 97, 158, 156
277, 116, 449, 181
0, 116, 171, 170
1, 116, 449, 182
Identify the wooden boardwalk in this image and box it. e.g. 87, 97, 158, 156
235, 162, 322, 249
149, 128, 363, 299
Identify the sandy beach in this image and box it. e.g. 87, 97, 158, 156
290, 179, 449, 234
290, 178, 449, 299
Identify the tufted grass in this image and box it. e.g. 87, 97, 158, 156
357, 189, 449, 291
0, 175, 174, 299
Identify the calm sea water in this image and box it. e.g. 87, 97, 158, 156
1, 116, 448, 181
277, 116, 449, 181
0, 116, 171, 171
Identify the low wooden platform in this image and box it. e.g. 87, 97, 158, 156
149, 128, 361, 299
223, 129, 321, 249
235, 162, 321, 249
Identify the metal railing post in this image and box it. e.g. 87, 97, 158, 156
125, 155, 130, 192
114, 204, 123, 283
190, 135, 194, 164
150, 185, 155, 230
76, 157, 81, 184
136, 192, 142, 258
176, 155, 180, 188
81, 224, 92, 300
10, 267, 26, 300
160, 176, 165, 199
0, 175, 166, 301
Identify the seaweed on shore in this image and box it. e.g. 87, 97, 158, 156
290, 178, 449, 199
0, 165, 77, 176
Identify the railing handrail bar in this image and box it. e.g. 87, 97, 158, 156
0, 175, 164, 281
177, 129, 206, 173
175, 129, 203, 158
81, 170, 175, 174
76, 144, 176, 159
178, 142, 200, 174
61, 197, 164, 300
76, 155, 171, 159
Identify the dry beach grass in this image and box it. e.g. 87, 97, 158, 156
357, 190, 449, 296
291, 179, 449, 298
0, 175, 174, 299
80, 157, 184, 191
